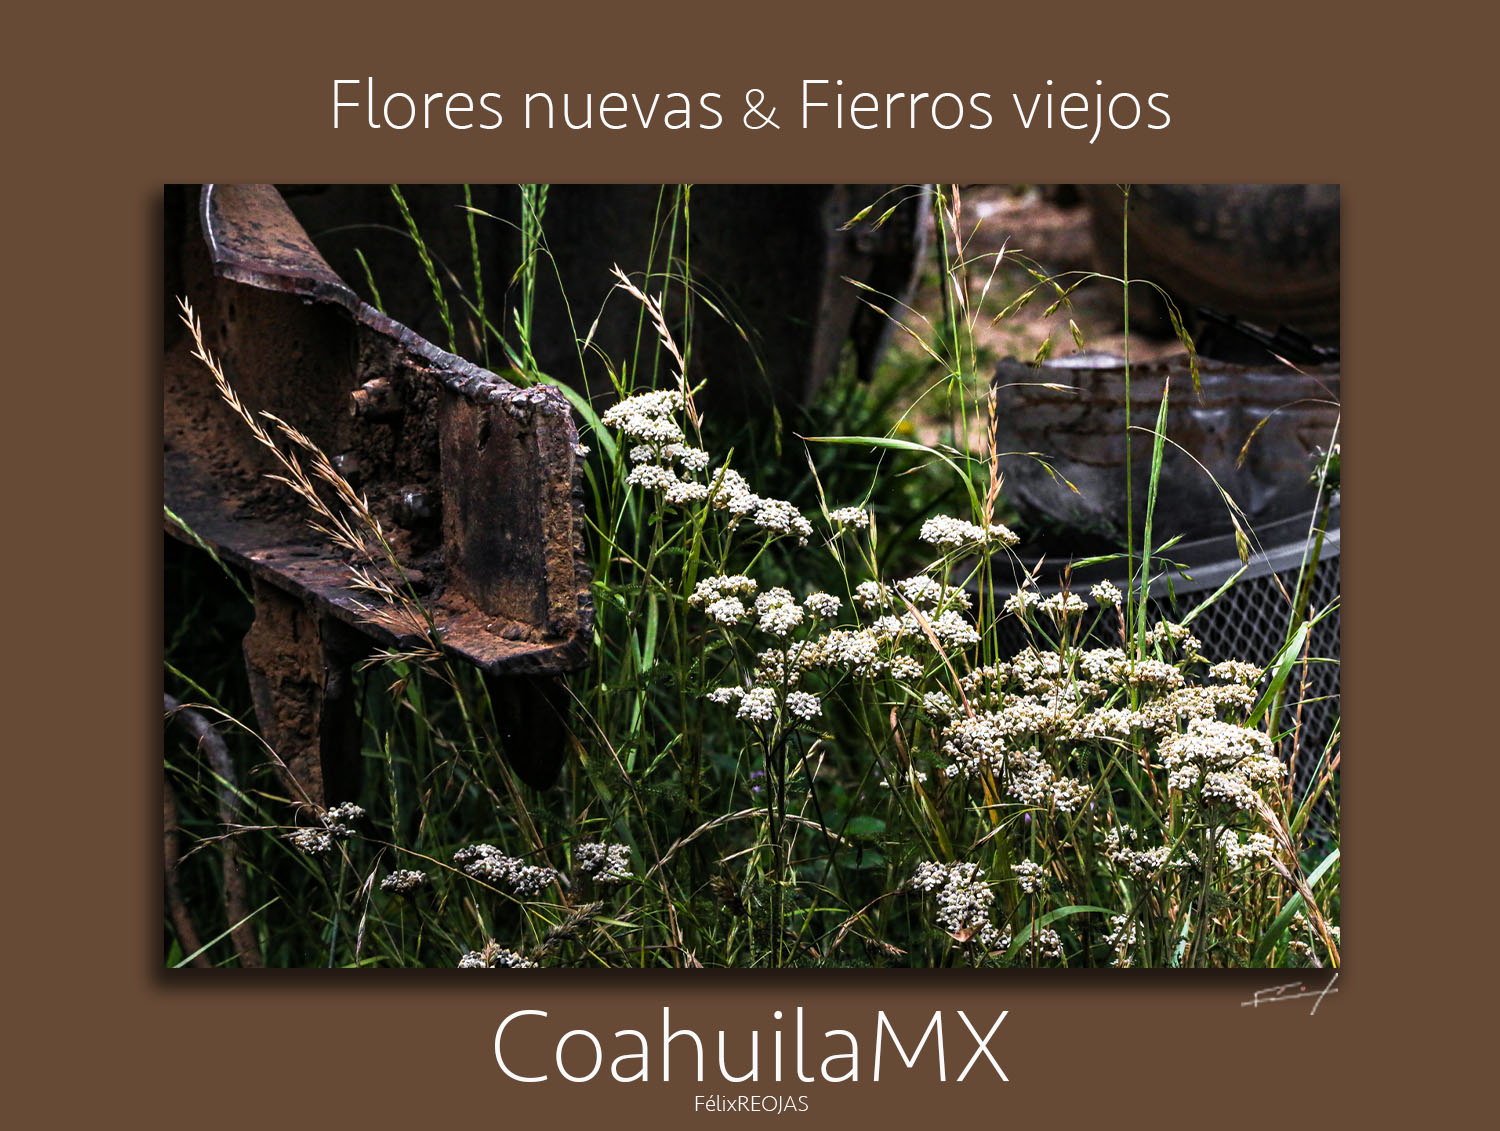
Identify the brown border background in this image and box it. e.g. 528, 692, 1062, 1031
11, 0, 1490, 1124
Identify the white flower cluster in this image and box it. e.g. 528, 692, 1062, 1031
803, 591, 841, 619
702, 465, 815, 542
1104, 914, 1138, 967
919, 515, 1019, 551
630, 441, 710, 472
910, 861, 1009, 948
853, 580, 891, 609
786, 691, 822, 720
705, 597, 748, 625
999, 746, 1087, 813
927, 609, 981, 648
736, 686, 779, 723
1038, 591, 1087, 623
922, 690, 955, 719
1022, 926, 1065, 963
1112, 657, 1185, 690
285, 828, 334, 856
454, 845, 560, 896
1003, 588, 1039, 616
1104, 824, 1199, 879
1012, 859, 1048, 894
829, 506, 871, 529
602, 391, 812, 538
380, 869, 428, 895
691, 574, 757, 605
1144, 620, 1202, 655
940, 714, 1007, 776
1221, 830, 1276, 869
755, 588, 805, 636
692, 575, 757, 626
321, 802, 366, 836
600, 389, 686, 445
575, 841, 632, 883
1208, 660, 1262, 684
751, 498, 814, 541
458, 945, 536, 969
626, 461, 708, 505
1159, 718, 1282, 805
1090, 580, 1122, 608
895, 575, 972, 612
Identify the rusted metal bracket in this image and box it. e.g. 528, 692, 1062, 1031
164, 184, 592, 798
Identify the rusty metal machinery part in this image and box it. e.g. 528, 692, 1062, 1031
164, 184, 593, 796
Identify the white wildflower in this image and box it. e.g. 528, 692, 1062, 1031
1209, 660, 1263, 684
1038, 591, 1087, 623
690, 574, 757, 607
454, 844, 559, 896
920, 515, 1020, 550
704, 596, 749, 625
829, 506, 871, 529
736, 686, 778, 723
380, 869, 427, 895
1012, 860, 1047, 894
754, 588, 804, 636
1090, 580, 1122, 608
285, 828, 334, 856
786, 691, 822, 721
576, 842, 632, 883
803, 591, 842, 619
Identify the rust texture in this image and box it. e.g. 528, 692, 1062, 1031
240, 578, 365, 808
165, 184, 592, 792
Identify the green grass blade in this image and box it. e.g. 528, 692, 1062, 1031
171, 898, 278, 968
1252, 848, 1339, 965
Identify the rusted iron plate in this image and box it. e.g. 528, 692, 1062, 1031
165, 184, 592, 679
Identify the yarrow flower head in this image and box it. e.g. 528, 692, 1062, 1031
575, 842, 632, 883
1003, 587, 1039, 616
691, 574, 757, 607
458, 942, 536, 969
786, 691, 822, 721
1038, 591, 1087, 623
919, 515, 1019, 551
454, 845, 560, 896
1012, 859, 1048, 894
601, 389, 686, 447
736, 686, 778, 723
803, 591, 841, 620
284, 827, 334, 856
828, 506, 871, 529
705, 596, 748, 625
320, 802, 365, 836
1090, 580, 1122, 608
910, 861, 1009, 949
754, 588, 804, 636
380, 869, 428, 895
